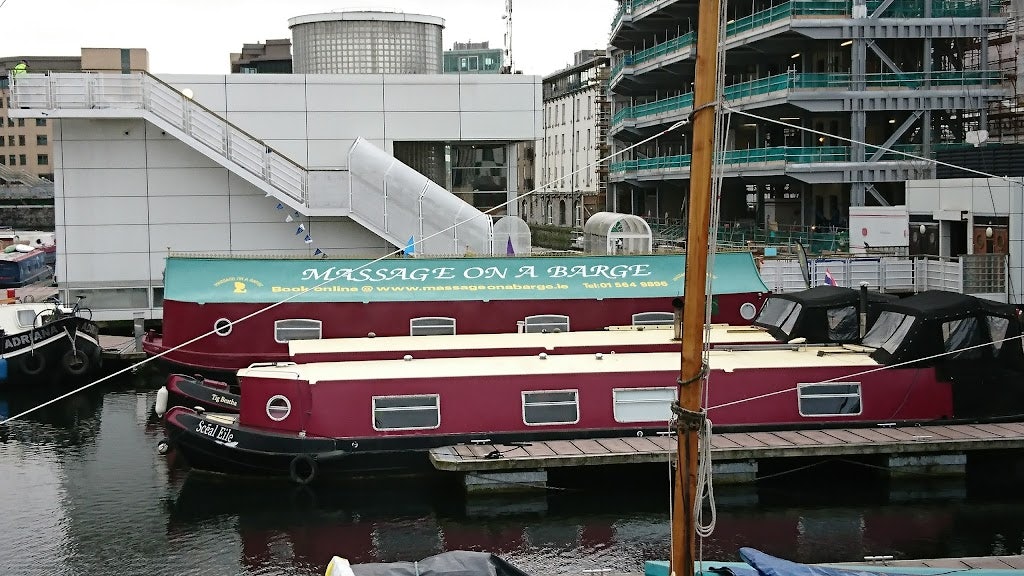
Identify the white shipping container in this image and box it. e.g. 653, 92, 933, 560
848, 206, 909, 253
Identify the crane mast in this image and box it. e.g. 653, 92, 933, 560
502, 0, 513, 73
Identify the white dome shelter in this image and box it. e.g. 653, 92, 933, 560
493, 216, 532, 255
582, 212, 653, 255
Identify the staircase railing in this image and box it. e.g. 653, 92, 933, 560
11, 72, 307, 204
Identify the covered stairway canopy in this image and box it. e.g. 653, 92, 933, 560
582, 212, 653, 254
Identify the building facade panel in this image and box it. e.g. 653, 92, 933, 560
460, 111, 540, 141
384, 80, 461, 111
224, 111, 310, 141
63, 252, 152, 285
384, 111, 461, 140
225, 79, 308, 111
304, 81, 384, 110
306, 111, 386, 140
63, 224, 151, 254
145, 168, 229, 198
148, 195, 230, 225
60, 167, 148, 198
58, 140, 146, 169
142, 138, 223, 169
456, 80, 538, 111
63, 196, 150, 225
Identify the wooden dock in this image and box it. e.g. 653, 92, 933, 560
99, 334, 147, 362
430, 422, 1024, 473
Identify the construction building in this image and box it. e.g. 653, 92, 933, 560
231, 39, 293, 74
443, 41, 504, 74
607, 0, 1013, 236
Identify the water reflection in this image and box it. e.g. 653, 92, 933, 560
2, 380, 1024, 576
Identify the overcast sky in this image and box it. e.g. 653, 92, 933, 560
1, 0, 617, 76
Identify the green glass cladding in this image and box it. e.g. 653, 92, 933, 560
163, 253, 769, 304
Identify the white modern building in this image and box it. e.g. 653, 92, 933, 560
9, 69, 541, 321
528, 51, 610, 228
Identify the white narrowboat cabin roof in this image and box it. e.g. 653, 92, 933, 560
240, 346, 881, 384
287, 324, 775, 356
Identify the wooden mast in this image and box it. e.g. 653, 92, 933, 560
671, 0, 721, 572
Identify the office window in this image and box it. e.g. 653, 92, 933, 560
6, 135, 13, 146
6, 118, 12, 128
561, 103, 566, 124
16, 118, 23, 127
37, 154, 48, 166
8, 155, 14, 165
35, 118, 46, 127
588, 95, 592, 118
18, 154, 25, 165
18, 135, 25, 146
36, 135, 46, 146
0, 136, 4, 147
0, 156, 5, 165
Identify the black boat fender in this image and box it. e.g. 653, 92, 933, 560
289, 454, 318, 485
61, 349, 91, 376
19, 352, 46, 376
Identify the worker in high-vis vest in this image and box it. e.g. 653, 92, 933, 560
10, 60, 27, 79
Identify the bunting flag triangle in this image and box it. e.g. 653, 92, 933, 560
304, 234, 313, 244
506, 236, 515, 255
403, 235, 415, 256
296, 224, 305, 235
276, 203, 284, 210
313, 248, 323, 256
285, 215, 294, 223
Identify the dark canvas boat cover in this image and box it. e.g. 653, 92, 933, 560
331, 551, 533, 576
862, 290, 1023, 366
712, 548, 904, 576
753, 286, 896, 343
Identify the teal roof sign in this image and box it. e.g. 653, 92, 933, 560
163, 252, 769, 304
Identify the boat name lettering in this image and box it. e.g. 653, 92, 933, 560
5, 322, 65, 351
211, 393, 239, 407
195, 420, 235, 444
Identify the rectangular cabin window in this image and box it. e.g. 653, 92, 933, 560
372, 394, 440, 431
16, 309, 39, 328
522, 390, 579, 425
273, 319, 322, 343
410, 316, 456, 336
798, 382, 861, 417
613, 387, 677, 423
632, 312, 675, 327
523, 314, 570, 333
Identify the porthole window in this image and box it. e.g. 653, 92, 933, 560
214, 318, 233, 336
266, 395, 292, 421
739, 302, 758, 321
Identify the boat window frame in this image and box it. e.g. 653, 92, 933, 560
409, 316, 457, 336
612, 386, 677, 423
371, 394, 441, 431
273, 318, 323, 343
797, 382, 862, 417
16, 309, 37, 328
213, 317, 233, 337
266, 394, 292, 421
521, 389, 580, 426
522, 314, 570, 333
739, 302, 758, 320
632, 312, 675, 327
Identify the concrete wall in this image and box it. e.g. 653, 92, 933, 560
52, 72, 543, 320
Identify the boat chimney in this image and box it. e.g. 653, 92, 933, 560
859, 281, 869, 338
672, 297, 684, 341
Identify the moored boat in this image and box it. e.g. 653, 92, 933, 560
143, 251, 770, 374
0, 298, 102, 383
161, 344, 955, 483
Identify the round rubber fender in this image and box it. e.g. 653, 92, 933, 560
289, 454, 318, 485
61, 349, 90, 376
156, 440, 171, 455
20, 352, 46, 376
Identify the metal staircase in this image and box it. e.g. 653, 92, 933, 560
8, 72, 501, 255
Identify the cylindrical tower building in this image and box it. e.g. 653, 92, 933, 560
288, 11, 445, 74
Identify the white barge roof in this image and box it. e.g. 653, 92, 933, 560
240, 346, 881, 384
288, 324, 775, 356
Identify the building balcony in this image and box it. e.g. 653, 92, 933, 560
613, 0, 1001, 42
610, 70, 1007, 139
608, 144, 953, 183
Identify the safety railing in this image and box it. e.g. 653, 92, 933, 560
11, 72, 307, 204
759, 254, 1006, 296
612, 70, 1004, 128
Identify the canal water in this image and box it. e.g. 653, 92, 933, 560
2, 369, 1024, 576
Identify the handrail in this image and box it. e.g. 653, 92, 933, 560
140, 71, 306, 174
11, 71, 307, 204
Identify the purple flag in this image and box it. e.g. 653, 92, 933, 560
506, 237, 515, 255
